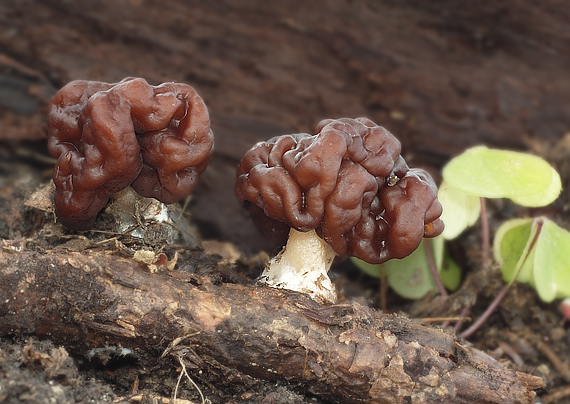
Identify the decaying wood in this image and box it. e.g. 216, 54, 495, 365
0, 248, 544, 404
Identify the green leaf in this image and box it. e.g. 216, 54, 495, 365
384, 243, 437, 299
495, 217, 570, 303
431, 234, 445, 269
439, 249, 462, 291
493, 218, 535, 284
428, 236, 460, 291
532, 220, 570, 302
438, 180, 481, 240
510, 167, 562, 207
351, 244, 438, 299
443, 146, 560, 206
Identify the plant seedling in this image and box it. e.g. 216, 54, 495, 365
442, 146, 561, 208
442, 146, 563, 337
355, 145, 566, 336
561, 298, 570, 321
494, 217, 570, 303
439, 146, 561, 241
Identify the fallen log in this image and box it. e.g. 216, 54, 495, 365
0, 247, 544, 403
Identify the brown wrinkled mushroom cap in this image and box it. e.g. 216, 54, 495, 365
47, 77, 213, 231
235, 117, 443, 264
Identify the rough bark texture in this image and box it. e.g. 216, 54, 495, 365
0, 248, 544, 403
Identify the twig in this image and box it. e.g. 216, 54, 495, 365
497, 340, 524, 366
114, 393, 197, 403
460, 218, 545, 339
416, 316, 471, 324
0, 249, 545, 403
541, 385, 570, 404
533, 338, 570, 383
161, 332, 201, 358
453, 306, 471, 332
452, 198, 489, 332
424, 238, 448, 297
480, 197, 490, 268
459, 284, 509, 339
174, 355, 211, 404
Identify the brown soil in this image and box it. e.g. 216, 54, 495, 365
1, 1, 570, 403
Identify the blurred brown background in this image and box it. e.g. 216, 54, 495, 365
2, 0, 569, 253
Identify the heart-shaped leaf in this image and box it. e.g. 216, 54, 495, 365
494, 217, 570, 303
443, 147, 561, 206
438, 180, 481, 240
532, 219, 570, 302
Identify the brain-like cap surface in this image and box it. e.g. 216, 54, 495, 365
48, 77, 213, 230
235, 117, 444, 264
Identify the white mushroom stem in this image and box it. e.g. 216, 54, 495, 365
258, 228, 338, 304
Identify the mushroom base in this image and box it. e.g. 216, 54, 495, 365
258, 228, 338, 304
105, 187, 197, 246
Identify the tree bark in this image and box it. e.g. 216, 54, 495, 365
0, 247, 543, 403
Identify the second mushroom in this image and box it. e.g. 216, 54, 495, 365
235, 117, 444, 304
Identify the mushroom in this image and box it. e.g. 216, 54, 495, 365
235, 117, 444, 303
47, 77, 214, 231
